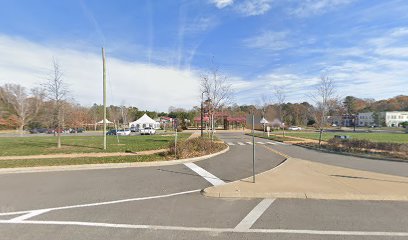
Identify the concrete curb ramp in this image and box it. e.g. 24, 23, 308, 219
0, 145, 229, 174
203, 158, 408, 201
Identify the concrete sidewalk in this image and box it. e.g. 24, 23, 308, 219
203, 158, 408, 201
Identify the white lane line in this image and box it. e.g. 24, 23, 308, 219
237, 142, 245, 145
235, 199, 275, 231
227, 142, 235, 146
1, 220, 408, 236
184, 163, 225, 186
9, 209, 50, 222
246, 142, 253, 145
256, 142, 266, 145
0, 210, 31, 217
0, 189, 201, 217
267, 142, 276, 145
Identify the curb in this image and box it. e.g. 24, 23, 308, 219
202, 156, 290, 198
0, 145, 230, 175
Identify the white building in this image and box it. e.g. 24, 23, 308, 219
357, 111, 408, 127
129, 114, 160, 131
384, 111, 408, 127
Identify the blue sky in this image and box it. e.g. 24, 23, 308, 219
0, 0, 408, 111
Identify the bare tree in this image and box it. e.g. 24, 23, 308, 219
43, 59, 69, 148
258, 94, 272, 117
274, 87, 286, 121
309, 75, 336, 146
200, 63, 233, 140
274, 87, 287, 136
0, 84, 44, 133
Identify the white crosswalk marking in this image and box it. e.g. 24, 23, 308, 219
256, 142, 266, 145
235, 199, 276, 230
237, 142, 245, 145
227, 142, 235, 146
184, 163, 225, 186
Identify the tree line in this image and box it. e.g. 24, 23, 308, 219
1, 82, 406, 133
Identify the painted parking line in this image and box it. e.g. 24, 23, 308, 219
246, 142, 253, 145
256, 142, 266, 145
1, 220, 408, 237
235, 199, 275, 231
184, 162, 225, 186
0, 189, 201, 217
237, 142, 246, 145
227, 142, 235, 146
266, 142, 276, 145
9, 209, 50, 222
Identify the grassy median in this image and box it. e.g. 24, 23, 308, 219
246, 133, 300, 142
0, 133, 191, 156
0, 154, 167, 168
271, 131, 408, 143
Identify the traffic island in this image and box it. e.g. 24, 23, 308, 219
203, 158, 408, 201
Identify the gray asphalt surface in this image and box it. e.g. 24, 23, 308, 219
0, 131, 407, 240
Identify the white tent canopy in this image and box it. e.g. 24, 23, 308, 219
97, 119, 113, 124
129, 114, 160, 130
260, 117, 269, 124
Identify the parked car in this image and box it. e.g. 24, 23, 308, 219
69, 128, 85, 133
288, 126, 302, 131
116, 129, 131, 136
47, 128, 64, 134
106, 129, 117, 135
140, 127, 156, 135
130, 126, 138, 132
29, 128, 48, 134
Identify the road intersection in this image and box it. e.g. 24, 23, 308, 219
0, 132, 407, 239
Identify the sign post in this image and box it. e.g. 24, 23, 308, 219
252, 113, 255, 183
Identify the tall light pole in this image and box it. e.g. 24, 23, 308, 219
252, 113, 255, 183
102, 47, 107, 150
201, 92, 204, 137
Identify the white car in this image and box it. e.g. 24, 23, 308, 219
140, 127, 156, 135
288, 126, 302, 131
116, 129, 131, 136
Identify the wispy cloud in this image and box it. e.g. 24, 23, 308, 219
211, 0, 273, 16
211, 0, 234, 9
184, 16, 219, 34
289, 0, 354, 17
0, 35, 201, 112
243, 31, 292, 51
234, 0, 273, 16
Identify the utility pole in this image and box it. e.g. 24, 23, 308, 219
102, 48, 107, 150
201, 92, 204, 137
252, 113, 255, 183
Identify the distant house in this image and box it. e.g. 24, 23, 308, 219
328, 114, 355, 127
357, 111, 408, 127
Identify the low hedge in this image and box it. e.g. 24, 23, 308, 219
302, 138, 408, 160
327, 138, 408, 153
168, 137, 226, 159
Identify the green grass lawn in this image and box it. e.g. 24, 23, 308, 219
0, 154, 167, 168
272, 131, 408, 143
0, 133, 191, 156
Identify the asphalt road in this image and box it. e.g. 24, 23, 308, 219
0, 132, 407, 239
